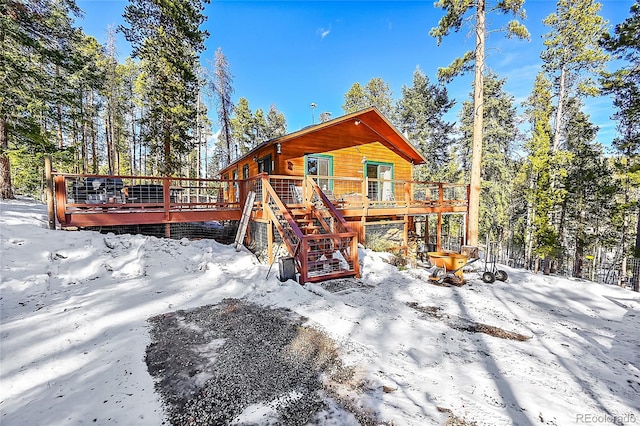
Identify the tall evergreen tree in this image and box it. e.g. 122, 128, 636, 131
601, 1, 640, 287
602, 0, 640, 155
459, 72, 520, 241
70, 35, 106, 174
559, 98, 616, 277
230, 97, 254, 157
253, 108, 268, 143
342, 78, 394, 119
396, 67, 456, 181
430, 0, 529, 246
210, 47, 234, 166
120, 0, 209, 175
1, 0, 83, 198
342, 82, 368, 114
541, 0, 609, 152
265, 105, 287, 139
522, 72, 565, 272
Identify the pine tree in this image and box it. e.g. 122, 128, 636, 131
70, 35, 106, 174
541, 0, 609, 152
342, 78, 394, 119
342, 82, 368, 114
265, 105, 287, 139
459, 72, 520, 242
430, 0, 529, 246
121, 0, 209, 175
601, 2, 640, 289
1, 0, 83, 198
521, 73, 565, 273
253, 108, 268, 143
396, 67, 456, 181
559, 98, 616, 277
210, 47, 234, 166
231, 98, 255, 157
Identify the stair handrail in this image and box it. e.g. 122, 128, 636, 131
304, 177, 360, 281
262, 178, 305, 259
305, 178, 352, 233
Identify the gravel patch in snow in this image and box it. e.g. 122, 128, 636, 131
145, 299, 379, 425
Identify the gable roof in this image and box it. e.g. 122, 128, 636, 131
219, 107, 427, 175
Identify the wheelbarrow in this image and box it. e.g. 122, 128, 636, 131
427, 251, 480, 285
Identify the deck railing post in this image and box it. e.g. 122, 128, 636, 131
239, 178, 247, 210
363, 177, 369, 210
54, 175, 68, 226
45, 156, 55, 230
300, 238, 308, 284
261, 173, 268, 206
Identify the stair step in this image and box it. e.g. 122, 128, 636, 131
300, 225, 321, 234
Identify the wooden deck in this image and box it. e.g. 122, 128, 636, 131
53, 174, 244, 230
53, 173, 469, 238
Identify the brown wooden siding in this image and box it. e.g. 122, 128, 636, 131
276, 141, 412, 180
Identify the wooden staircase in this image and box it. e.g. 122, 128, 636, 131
262, 178, 360, 284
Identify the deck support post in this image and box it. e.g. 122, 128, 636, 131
437, 213, 442, 252
424, 215, 430, 250
403, 215, 409, 256
267, 220, 274, 265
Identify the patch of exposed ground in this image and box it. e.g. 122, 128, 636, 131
145, 299, 384, 425
437, 407, 479, 426
320, 278, 375, 294
407, 302, 530, 341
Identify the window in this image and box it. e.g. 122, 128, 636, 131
365, 162, 394, 201
232, 169, 239, 201
242, 164, 249, 179
306, 155, 333, 190
258, 155, 272, 174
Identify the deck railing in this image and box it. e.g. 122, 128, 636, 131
53, 172, 468, 230
303, 175, 468, 211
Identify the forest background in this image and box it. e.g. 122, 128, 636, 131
1, 0, 639, 287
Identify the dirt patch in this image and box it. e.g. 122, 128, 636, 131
145, 299, 381, 425
437, 407, 478, 426
407, 302, 530, 341
320, 278, 374, 294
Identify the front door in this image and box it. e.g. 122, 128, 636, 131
366, 162, 393, 201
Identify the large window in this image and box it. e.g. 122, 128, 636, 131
305, 155, 333, 190
365, 162, 394, 201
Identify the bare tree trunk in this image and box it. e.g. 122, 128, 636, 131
467, 0, 486, 247
130, 108, 136, 175
56, 103, 64, 149
0, 116, 14, 199
552, 66, 566, 153
90, 115, 98, 174
81, 91, 89, 173
105, 116, 113, 174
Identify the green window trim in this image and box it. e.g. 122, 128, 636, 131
304, 154, 334, 191
363, 161, 394, 179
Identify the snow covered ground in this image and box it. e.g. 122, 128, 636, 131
1, 197, 639, 425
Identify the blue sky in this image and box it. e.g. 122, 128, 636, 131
76, 0, 635, 148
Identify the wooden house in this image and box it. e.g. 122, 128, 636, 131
218, 107, 469, 283
51, 108, 469, 284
